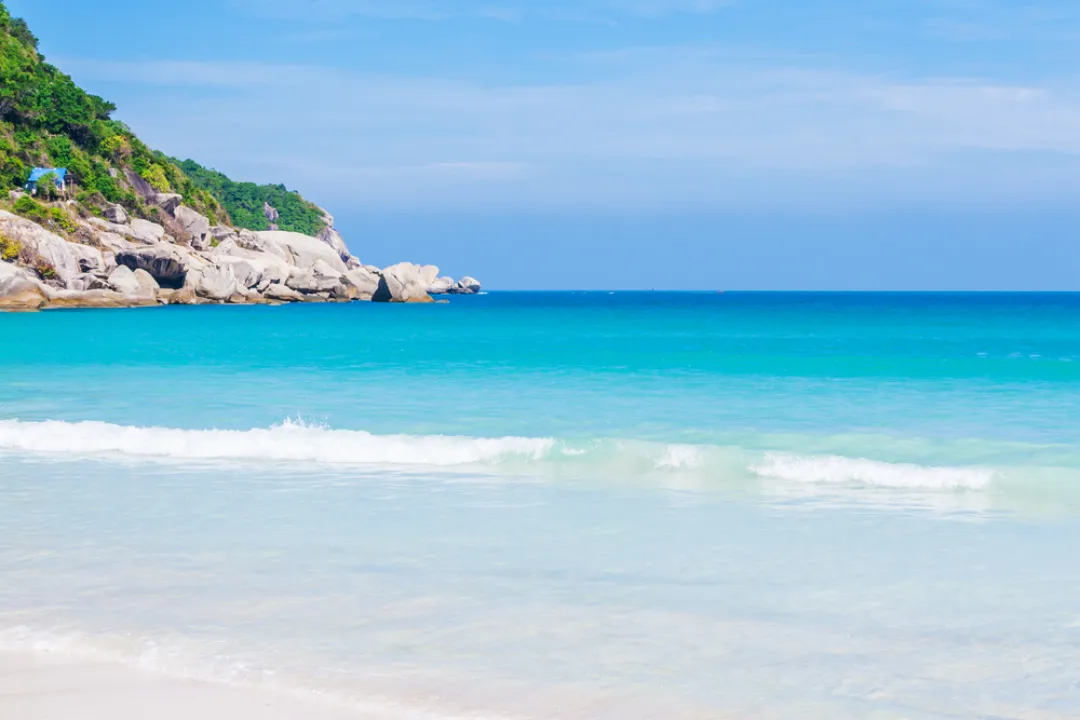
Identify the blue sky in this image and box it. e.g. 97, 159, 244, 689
11, 0, 1080, 288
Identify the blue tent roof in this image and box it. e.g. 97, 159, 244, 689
27, 168, 68, 184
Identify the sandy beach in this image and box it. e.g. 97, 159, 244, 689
0, 650, 367, 720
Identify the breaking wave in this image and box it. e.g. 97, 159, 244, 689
0, 418, 1037, 493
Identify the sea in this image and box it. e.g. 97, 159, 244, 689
1, 291, 1079, 719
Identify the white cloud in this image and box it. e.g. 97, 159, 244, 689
60, 49, 1080, 209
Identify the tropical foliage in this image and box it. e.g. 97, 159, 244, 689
0, 2, 325, 236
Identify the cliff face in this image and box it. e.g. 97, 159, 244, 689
0, 2, 480, 309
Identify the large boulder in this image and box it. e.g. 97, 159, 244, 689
154, 193, 183, 214
215, 254, 290, 291
419, 265, 440, 286
286, 259, 344, 294
209, 226, 238, 244
186, 260, 242, 301
104, 204, 128, 224
263, 283, 304, 302
373, 262, 433, 303
115, 244, 191, 289
133, 268, 160, 294
428, 276, 456, 295
0, 262, 48, 310
452, 276, 482, 295
254, 231, 348, 273
174, 206, 211, 248
345, 267, 380, 299
94, 231, 136, 256
88, 217, 165, 245
0, 211, 106, 287
107, 265, 143, 296
129, 219, 166, 244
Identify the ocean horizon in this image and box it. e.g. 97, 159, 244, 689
3, 291, 1080, 719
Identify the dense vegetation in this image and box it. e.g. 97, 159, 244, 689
0, 2, 325, 235
177, 160, 326, 236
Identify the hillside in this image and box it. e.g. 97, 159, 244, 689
0, 1, 480, 311
0, 1, 321, 234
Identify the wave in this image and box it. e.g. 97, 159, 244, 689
0, 418, 1018, 495
750, 453, 994, 490
0, 418, 554, 467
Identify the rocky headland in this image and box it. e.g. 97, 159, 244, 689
0, 192, 481, 311
0, 2, 480, 311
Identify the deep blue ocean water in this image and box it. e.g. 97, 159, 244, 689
2, 292, 1079, 719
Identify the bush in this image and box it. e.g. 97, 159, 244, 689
140, 163, 170, 192
12, 193, 76, 233
0, 232, 20, 261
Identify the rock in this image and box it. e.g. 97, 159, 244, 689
45, 289, 157, 310
186, 261, 241, 301
90, 217, 165, 245
115, 245, 190, 289
69, 273, 111, 292
133, 268, 160, 293
130, 219, 166, 244
8, 190, 26, 203
209, 226, 238, 244
104, 204, 128, 224
0, 211, 106, 288
419, 265, 440, 286
373, 262, 434, 303
452, 276, 482, 295
254, 231, 348, 273
0, 262, 48, 310
174, 206, 211, 247
330, 283, 358, 301
215, 254, 290, 291
94, 231, 135, 255
107, 265, 143, 296
263, 203, 280, 224
344, 267, 380, 299
428, 276, 456, 294
286, 259, 344, 294
263, 283, 304, 302
154, 193, 183, 214
167, 287, 198, 305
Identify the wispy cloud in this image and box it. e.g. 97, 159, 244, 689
61, 49, 1080, 208
229, 0, 733, 22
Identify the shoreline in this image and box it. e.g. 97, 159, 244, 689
0, 649, 379, 720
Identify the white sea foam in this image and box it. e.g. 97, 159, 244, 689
0, 419, 1003, 493
0, 419, 554, 467
750, 452, 994, 490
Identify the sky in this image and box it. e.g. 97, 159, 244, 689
9, 0, 1080, 289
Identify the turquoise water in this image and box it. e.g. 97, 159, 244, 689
2, 293, 1079, 718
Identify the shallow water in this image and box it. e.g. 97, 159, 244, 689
2, 293, 1079, 718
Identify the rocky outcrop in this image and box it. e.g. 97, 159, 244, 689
428, 276, 456, 294
255, 231, 347, 273
0, 211, 105, 287
3, 190, 483, 310
115, 245, 190, 289
286, 259, 345, 294
373, 262, 433, 303
174, 206, 211, 249
454, 276, 482, 295
345, 267, 381, 299
0, 262, 48, 310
